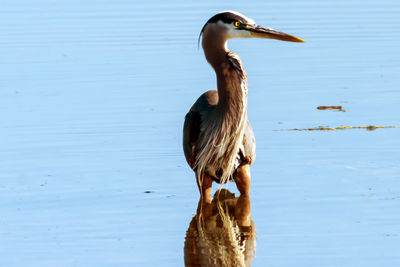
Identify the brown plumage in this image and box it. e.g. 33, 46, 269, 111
183, 11, 304, 201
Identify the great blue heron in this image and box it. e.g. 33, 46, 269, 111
183, 11, 304, 203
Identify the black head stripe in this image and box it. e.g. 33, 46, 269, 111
206, 12, 248, 25
198, 12, 249, 48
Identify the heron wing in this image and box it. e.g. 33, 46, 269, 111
183, 90, 219, 170
183, 110, 201, 169
242, 120, 256, 165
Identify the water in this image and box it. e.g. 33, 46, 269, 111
1, 0, 399, 266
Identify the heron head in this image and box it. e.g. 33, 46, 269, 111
199, 11, 305, 47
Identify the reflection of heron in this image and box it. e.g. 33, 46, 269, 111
183, 11, 304, 202
184, 189, 256, 267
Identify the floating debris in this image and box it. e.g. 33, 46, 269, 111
278, 125, 398, 131
317, 106, 346, 112
144, 190, 154, 194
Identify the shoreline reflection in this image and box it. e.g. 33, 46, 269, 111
184, 189, 256, 267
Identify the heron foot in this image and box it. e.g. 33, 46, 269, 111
234, 164, 251, 195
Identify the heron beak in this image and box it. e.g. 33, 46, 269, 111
248, 25, 305, 43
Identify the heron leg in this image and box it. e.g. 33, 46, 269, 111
234, 164, 251, 195
196, 173, 213, 204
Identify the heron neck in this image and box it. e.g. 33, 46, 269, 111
215, 56, 247, 114
202, 33, 228, 69
202, 31, 247, 116
205, 48, 247, 110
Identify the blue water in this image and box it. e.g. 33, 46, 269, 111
1, 0, 399, 266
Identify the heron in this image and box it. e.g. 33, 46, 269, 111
183, 11, 304, 203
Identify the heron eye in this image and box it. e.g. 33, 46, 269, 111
234, 21, 241, 27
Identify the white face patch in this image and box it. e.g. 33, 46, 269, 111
216, 20, 252, 39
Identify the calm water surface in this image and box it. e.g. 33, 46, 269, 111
1, 0, 399, 266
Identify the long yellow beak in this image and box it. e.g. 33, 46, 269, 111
248, 25, 305, 43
